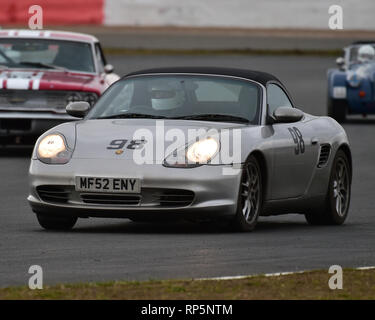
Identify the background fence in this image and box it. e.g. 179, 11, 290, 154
0, 0, 374, 30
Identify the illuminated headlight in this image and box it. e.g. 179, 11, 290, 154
37, 134, 72, 164
164, 137, 220, 167
346, 73, 361, 87
186, 138, 219, 163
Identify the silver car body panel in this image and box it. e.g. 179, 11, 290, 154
28, 73, 351, 219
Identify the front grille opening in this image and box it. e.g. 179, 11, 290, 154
37, 185, 72, 204
318, 144, 331, 168
36, 185, 195, 208
80, 193, 141, 205
0, 119, 31, 131
0, 89, 95, 112
155, 189, 195, 207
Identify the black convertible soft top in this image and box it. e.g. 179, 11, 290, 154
351, 40, 375, 45
126, 67, 281, 86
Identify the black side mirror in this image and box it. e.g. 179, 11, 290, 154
66, 101, 90, 118
272, 106, 304, 123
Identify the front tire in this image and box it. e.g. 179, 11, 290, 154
305, 149, 351, 225
36, 213, 77, 230
231, 156, 263, 232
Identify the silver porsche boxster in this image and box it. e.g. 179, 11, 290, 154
28, 67, 352, 232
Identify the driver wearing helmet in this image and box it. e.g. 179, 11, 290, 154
357, 45, 375, 64
149, 81, 185, 110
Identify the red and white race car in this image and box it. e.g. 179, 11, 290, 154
0, 29, 119, 144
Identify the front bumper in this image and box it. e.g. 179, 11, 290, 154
28, 158, 242, 220
347, 100, 375, 114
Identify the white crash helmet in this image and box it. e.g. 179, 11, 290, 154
358, 45, 375, 63
149, 82, 185, 110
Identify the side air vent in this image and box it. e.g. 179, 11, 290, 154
318, 144, 331, 168
37, 185, 71, 203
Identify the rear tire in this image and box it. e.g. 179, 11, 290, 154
328, 98, 347, 123
36, 213, 77, 230
231, 156, 263, 232
305, 149, 351, 225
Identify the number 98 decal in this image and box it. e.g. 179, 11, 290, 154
107, 139, 147, 151
288, 127, 305, 155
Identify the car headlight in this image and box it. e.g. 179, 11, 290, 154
186, 138, 219, 163
346, 73, 361, 87
83, 93, 98, 106
66, 92, 82, 104
37, 134, 72, 164
164, 137, 220, 168
66, 92, 98, 107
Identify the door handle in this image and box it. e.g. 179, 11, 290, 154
311, 137, 319, 145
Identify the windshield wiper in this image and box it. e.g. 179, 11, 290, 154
172, 114, 250, 123
19, 61, 67, 71
97, 113, 168, 120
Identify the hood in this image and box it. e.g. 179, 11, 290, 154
0, 69, 96, 91
72, 118, 247, 162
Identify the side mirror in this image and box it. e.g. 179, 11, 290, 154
66, 101, 90, 118
336, 57, 345, 69
272, 106, 304, 123
104, 64, 114, 74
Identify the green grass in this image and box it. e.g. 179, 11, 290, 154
1, 268, 374, 300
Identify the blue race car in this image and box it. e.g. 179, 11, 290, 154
327, 41, 375, 122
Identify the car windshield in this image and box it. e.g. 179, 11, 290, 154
87, 75, 261, 124
0, 39, 95, 73
349, 44, 375, 64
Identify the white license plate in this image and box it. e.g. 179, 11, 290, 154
75, 176, 141, 193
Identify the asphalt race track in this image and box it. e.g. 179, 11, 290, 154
1, 55, 375, 287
